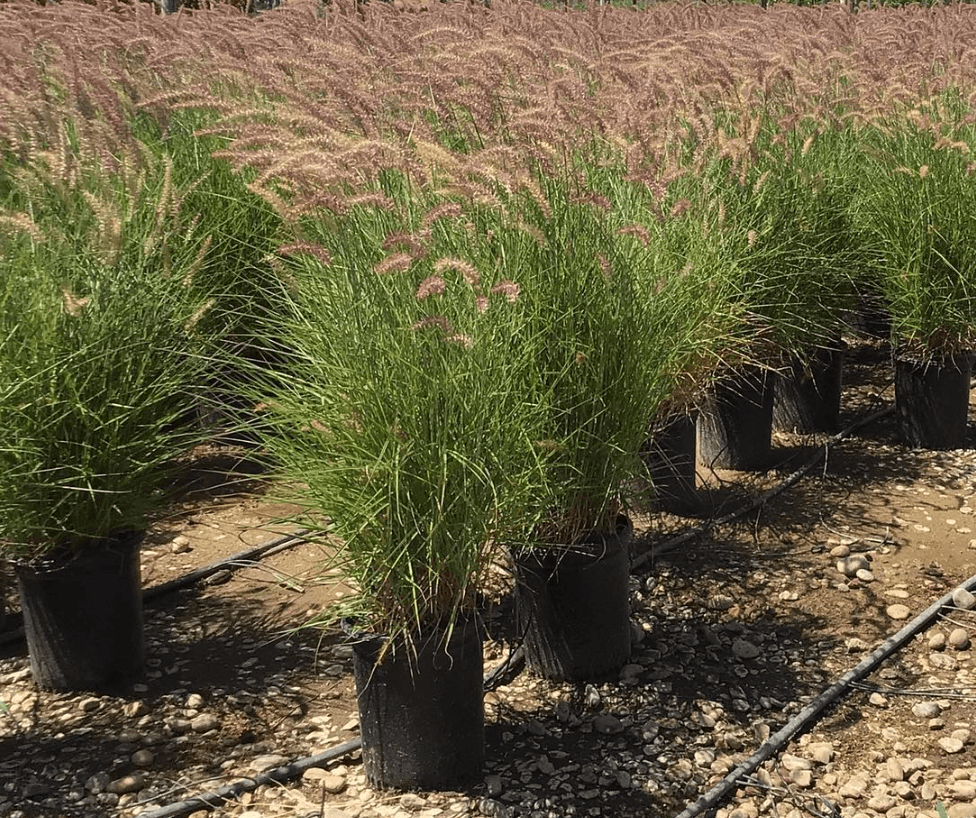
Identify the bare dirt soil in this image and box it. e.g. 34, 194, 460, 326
2, 338, 975, 818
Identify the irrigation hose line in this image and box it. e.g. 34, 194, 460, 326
672, 570, 976, 818
0, 529, 314, 647
630, 403, 896, 571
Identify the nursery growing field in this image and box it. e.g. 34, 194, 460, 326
2, 339, 976, 818
4, 0, 976, 816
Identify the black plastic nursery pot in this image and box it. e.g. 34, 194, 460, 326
698, 366, 774, 471
14, 531, 145, 692
894, 352, 972, 450
351, 617, 485, 791
773, 342, 846, 434
513, 515, 633, 682
643, 413, 699, 516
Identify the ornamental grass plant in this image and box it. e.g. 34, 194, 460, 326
0, 145, 222, 562
854, 99, 976, 361
246, 178, 557, 642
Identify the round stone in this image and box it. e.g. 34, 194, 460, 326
939, 737, 965, 754
106, 773, 145, 795
190, 714, 219, 733
887, 604, 911, 621
952, 587, 976, 610
855, 569, 875, 582
929, 632, 947, 651
250, 754, 289, 773
912, 701, 941, 719
949, 628, 970, 650
131, 750, 154, 767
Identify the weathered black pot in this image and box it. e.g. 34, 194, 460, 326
513, 516, 632, 682
15, 531, 144, 692
644, 413, 699, 515
351, 617, 485, 791
894, 352, 972, 450
698, 366, 774, 471
773, 342, 846, 434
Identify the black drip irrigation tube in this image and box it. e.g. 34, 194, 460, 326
673, 570, 976, 818
631, 403, 895, 570
0, 529, 314, 647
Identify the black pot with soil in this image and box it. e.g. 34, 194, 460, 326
773, 341, 846, 434
643, 412, 699, 515
15, 530, 145, 692
350, 616, 485, 791
698, 366, 774, 471
894, 351, 972, 450
513, 515, 633, 682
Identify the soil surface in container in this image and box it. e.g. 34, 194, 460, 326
2, 337, 976, 818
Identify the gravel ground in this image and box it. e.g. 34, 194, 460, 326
2, 339, 975, 818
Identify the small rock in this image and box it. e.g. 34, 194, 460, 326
808, 743, 834, 765
886, 758, 905, 781
484, 774, 503, 798
869, 692, 888, 707
131, 750, 154, 767
939, 737, 965, 754
190, 714, 220, 733
947, 806, 976, 818
951, 728, 971, 744
887, 604, 911, 621
731, 638, 761, 660
839, 775, 868, 798
0, 667, 32, 684
867, 795, 896, 812
79, 697, 101, 713
781, 754, 813, 772
399, 793, 427, 811
240, 812, 263, 818
593, 714, 624, 735
250, 755, 289, 773
929, 632, 948, 651
951, 780, 976, 800
340, 718, 359, 732
838, 555, 870, 577
830, 545, 851, 558
171, 537, 192, 554
952, 587, 976, 610
304, 770, 347, 794
123, 701, 149, 718
106, 773, 145, 795
584, 685, 601, 709
949, 628, 970, 650
855, 569, 875, 583
185, 693, 205, 709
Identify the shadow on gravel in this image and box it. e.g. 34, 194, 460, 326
0, 589, 348, 818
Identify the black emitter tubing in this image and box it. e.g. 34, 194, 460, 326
631, 404, 895, 570
135, 739, 363, 818
673, 570, 976, 818
143, 528, 314, 600
0, 529, 315, 646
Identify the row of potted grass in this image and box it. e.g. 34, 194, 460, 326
2, 10, 976, 793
